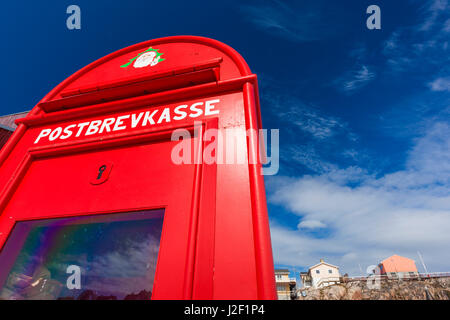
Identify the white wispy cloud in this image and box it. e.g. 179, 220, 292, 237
263, 91, 352, 141
239, 1, 333, 42
338, 65, 376, 93
297, 219, 326, 230
285, 144, 337, 173
443, 18, 450, 32
259, 89, 369, 174
268, 121, 450, 275
293, 111, 343, 140
419, 0, 449, 31
383, 0, 449, 75
429, 77, 450, 91
332, 44, 376, 94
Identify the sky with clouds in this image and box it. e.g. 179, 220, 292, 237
256, 0, 450, 277
1, 1, 449, 279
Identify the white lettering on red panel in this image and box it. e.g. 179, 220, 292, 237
34, 99, 220, 144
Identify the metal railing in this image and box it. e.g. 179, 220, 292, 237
341, 272, 450, 283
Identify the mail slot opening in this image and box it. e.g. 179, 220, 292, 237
0, 209, 164, 300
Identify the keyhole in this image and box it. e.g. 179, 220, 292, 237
97, 165, 107, 180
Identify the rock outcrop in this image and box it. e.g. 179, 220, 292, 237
298, 277, 450, 300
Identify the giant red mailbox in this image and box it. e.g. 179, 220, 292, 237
0, 36, 276, 300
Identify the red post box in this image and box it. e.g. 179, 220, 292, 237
0, 36, 276, 300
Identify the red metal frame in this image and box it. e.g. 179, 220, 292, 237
0, 36, 276, 299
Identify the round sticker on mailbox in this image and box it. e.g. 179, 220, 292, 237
120, 47, 165, 69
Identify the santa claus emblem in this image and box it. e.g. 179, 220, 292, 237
120, 47, 165, 68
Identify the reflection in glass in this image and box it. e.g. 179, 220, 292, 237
0, 210, 164, 300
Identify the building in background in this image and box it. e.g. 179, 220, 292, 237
300, 272, 312, 288
274, 269, 297, 300
301, 259, 340, 288
0, 112, 28, 149
378, 254, 419, 278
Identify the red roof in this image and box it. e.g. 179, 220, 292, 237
0, 128, 12, 147
0, 111, 29, 150
380, 254, 418, 273
0, 111, 29, 130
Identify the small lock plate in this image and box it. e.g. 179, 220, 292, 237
90, 162, 113, 185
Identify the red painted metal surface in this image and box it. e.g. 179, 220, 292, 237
0, 36, 276, 299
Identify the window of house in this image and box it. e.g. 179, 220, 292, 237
328, 269, 332, 274
316, 270, 320, 274
276, 274, 282, 280
276, 284, 285, 291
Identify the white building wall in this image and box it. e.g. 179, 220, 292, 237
310, 264, 340, 288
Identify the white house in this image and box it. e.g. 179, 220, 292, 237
301, 259, 340, 288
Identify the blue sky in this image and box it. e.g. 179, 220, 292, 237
1, 1, 449, 278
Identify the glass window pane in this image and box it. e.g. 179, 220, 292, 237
0, 210, 164, 300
